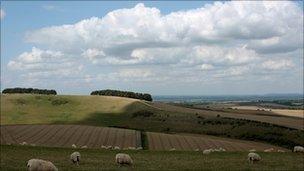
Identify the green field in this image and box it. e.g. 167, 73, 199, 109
1, 145, 303, 171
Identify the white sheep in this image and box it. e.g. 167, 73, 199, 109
248, 152, 261, 163
70, 151, 81, 165
136, 147, 143, 150
277, 149, 285, 152
101, 145, 107, 149
249, 149, 256, 152
194, 148, 200, 152
27, 159, 58, 171
114, 146, 120, 150
293, 146, 304, 153
128, 147, 136, 150
20, 142, 27, 145
106, 146, 113, 150
264, 148, 274, 152
219, 147, 226, 152
81, 145, 87, 149
169, 148, 176, 151
72, 144, 77, 148
115, 153, 133, 166
203, 149, 212, 155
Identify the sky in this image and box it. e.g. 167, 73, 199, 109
0, 1, 303, 95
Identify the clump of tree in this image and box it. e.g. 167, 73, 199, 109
91, 89, 152, 101
2, 88, 57, 95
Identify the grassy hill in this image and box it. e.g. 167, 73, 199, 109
1, 145, 303, 171
0, 94, 149, 125
1, 94, 303, 149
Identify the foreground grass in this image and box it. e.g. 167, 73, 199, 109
1, 145, 303, 170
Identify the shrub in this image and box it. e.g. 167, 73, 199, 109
90, 89, 152, 101
132, 110, 154, 118
2, 87, 57, 95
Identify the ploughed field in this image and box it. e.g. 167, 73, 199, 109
146, 132, 287, 151
1, 124, 288, 152
0, 125, 141, 149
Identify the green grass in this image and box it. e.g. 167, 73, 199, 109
1, 94, 147, 125
1, 145, 303, 171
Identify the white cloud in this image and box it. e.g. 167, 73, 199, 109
0, 9, 5, 19
261, 59, 294, 70
201, 64, 214, 70
5, 2, 303, 93
8, 47, 83, 78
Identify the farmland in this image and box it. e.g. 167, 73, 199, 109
146, 132, 287, 151
1, 145, 304, 171
1, 94, 303, 150
151, 102, 303, 130
0, 125, 141, 149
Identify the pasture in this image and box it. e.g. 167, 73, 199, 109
1, 145, 304, 171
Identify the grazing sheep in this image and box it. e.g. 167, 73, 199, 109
264, 148, 274, 152
169, 148, 176, 151
81, 145, 87, 149
72, 144, 77, 148
249, 149, 256, 152
293, 146, 304, 153
115, 153, 133, 166
277, 149, 285, 152
106, 146, 113, 150
136, 147, 143, 150
203, 149, 212, 155
101, 145, 107, 149
128, 147, 136, 150
70, 152, 81, 165
248, 152, 261, 163
114, 146, 120, 150
219, 147, 226, 152
194, 149, 200, 152
20, 142, 27, 145
27, 159, 58, 171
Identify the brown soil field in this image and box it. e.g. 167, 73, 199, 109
0, 125, 141, 149
147, 132, 288, 152
151, 102, 303, 130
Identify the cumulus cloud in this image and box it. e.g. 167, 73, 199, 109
5, 1, 304, 93
261, 59, 294, 70
8, 47, 83, 78
0, 9, 5, 19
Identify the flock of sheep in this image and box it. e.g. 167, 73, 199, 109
25, 144, 304, 171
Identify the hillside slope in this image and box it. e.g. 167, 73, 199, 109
0, 94, 149, 125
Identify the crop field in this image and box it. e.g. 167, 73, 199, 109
0, 125, 142, 149
231, 106, 304, 118
151, 102, 304, 130
146, 132, 288, 151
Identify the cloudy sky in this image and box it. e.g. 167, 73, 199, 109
1, 1, 303, 95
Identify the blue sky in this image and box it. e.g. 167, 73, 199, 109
1, 1, 303, 95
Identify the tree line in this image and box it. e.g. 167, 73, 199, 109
2, 88, 57, 95
91, 89, 153, 101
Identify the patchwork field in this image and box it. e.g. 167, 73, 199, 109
0, 125, 142, 149
146, 132, 288, 151
151, 102, 304, 130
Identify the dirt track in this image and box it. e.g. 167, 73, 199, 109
0, 125, 141, 149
